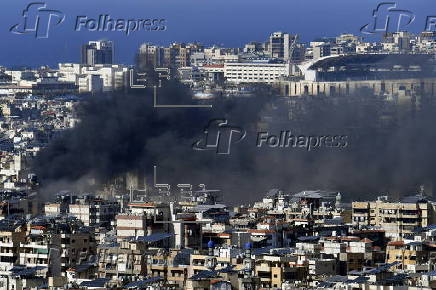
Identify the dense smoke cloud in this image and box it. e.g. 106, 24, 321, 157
33, 81, 272, 201
33, 78, 436, 203
256, 90, 433, 200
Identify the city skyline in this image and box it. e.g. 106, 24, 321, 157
0, 0, 434, 66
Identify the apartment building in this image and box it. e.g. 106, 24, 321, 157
268, 32, 297, 61
386, 240, 429, 272
0, 220, 26, 275
68, 196, 119, 227
144, 248, 191, 288
19, 218, 96, 277
97, 242, 146, 279
81, 40, 114, 66
152, 249, 190, 288
116, 214, 148, 240
190, 253, 233, 277
0, 192, 40, 218
308, 258, 337, 276
352, 196, 436, 238
44, 202, 67, 216
254, 254, 299, 288
59, 230, 96, 273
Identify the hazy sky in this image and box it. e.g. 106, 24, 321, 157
0, 0, 432, 67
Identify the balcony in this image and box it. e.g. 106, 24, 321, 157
0, 253, 14, 257
0, 243, 14, 248
20, 253, 48, 259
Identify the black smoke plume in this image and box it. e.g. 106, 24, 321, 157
34, 79, 436, 203
33, 81, 272, 201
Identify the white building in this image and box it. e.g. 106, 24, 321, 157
68, 198, 119, 227
224, 61, 291, 84
78, 74, 103, 93
81, 64, 128, 91
58, 63, 128, 92
116, 214, 147, 239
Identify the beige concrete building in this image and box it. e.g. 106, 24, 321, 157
386, 240, 428, 271
254, 254, 299, 288
97, 242, 146, 279
352, 197, 436, 238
